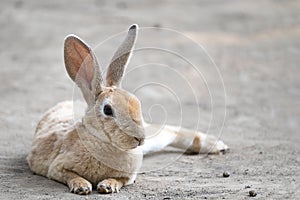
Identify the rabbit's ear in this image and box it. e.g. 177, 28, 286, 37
106, 24, 138, 87
64, 34, 103, 106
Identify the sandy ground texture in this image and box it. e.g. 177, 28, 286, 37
1, 0, 300, 199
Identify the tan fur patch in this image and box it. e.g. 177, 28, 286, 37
185, 134, 201, 154
106, 88, 142, 125
192, 135, 201, 153
128, 96, 141, 124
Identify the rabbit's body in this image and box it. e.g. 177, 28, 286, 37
27, 25, 228, 195
28, 101, 142, 194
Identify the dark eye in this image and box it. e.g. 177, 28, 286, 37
103, 104, 114, 117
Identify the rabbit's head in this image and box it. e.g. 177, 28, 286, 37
64, 24, 145, 150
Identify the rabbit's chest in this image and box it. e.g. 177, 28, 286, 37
64, 142, 142, 185
68, 150, 139, 185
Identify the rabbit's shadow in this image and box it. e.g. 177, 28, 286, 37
0, 154, 66, 193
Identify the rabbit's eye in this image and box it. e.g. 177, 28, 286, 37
103, 104, 114, 117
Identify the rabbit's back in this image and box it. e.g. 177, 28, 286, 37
27, 101, 76, 176
35, 101, 76, 137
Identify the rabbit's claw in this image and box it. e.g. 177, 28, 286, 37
97, 179, 120, 194
69, 177, 92, 195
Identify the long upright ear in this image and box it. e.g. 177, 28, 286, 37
106, 24, 138, 87
64, 34, 103, 106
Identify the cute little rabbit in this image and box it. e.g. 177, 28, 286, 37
27, 24, 228, 195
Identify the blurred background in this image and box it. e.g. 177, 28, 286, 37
0, 0, 299, 199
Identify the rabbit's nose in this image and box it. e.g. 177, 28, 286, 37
134, 137, 145, 146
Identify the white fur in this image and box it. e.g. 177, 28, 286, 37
142, 124, 177, 155
143, 124, 228, 155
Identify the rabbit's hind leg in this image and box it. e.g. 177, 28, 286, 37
142, 124, 228, 155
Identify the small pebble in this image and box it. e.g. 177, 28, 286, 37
153, 23, 161, 28
223, 171, 230, 178
249, 190, 257, 197
245, 185, 251, 189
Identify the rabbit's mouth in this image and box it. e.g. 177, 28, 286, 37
117, 123, 145, 149
134, 136, 145, 146
122, 136, 144, 150
116, 135, 145, 150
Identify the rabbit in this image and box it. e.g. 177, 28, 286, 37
27, 24, 228, 195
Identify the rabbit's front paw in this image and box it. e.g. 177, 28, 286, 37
97, 178, 121, 194
69, 177, 92, 195
200, 134, 229, 154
